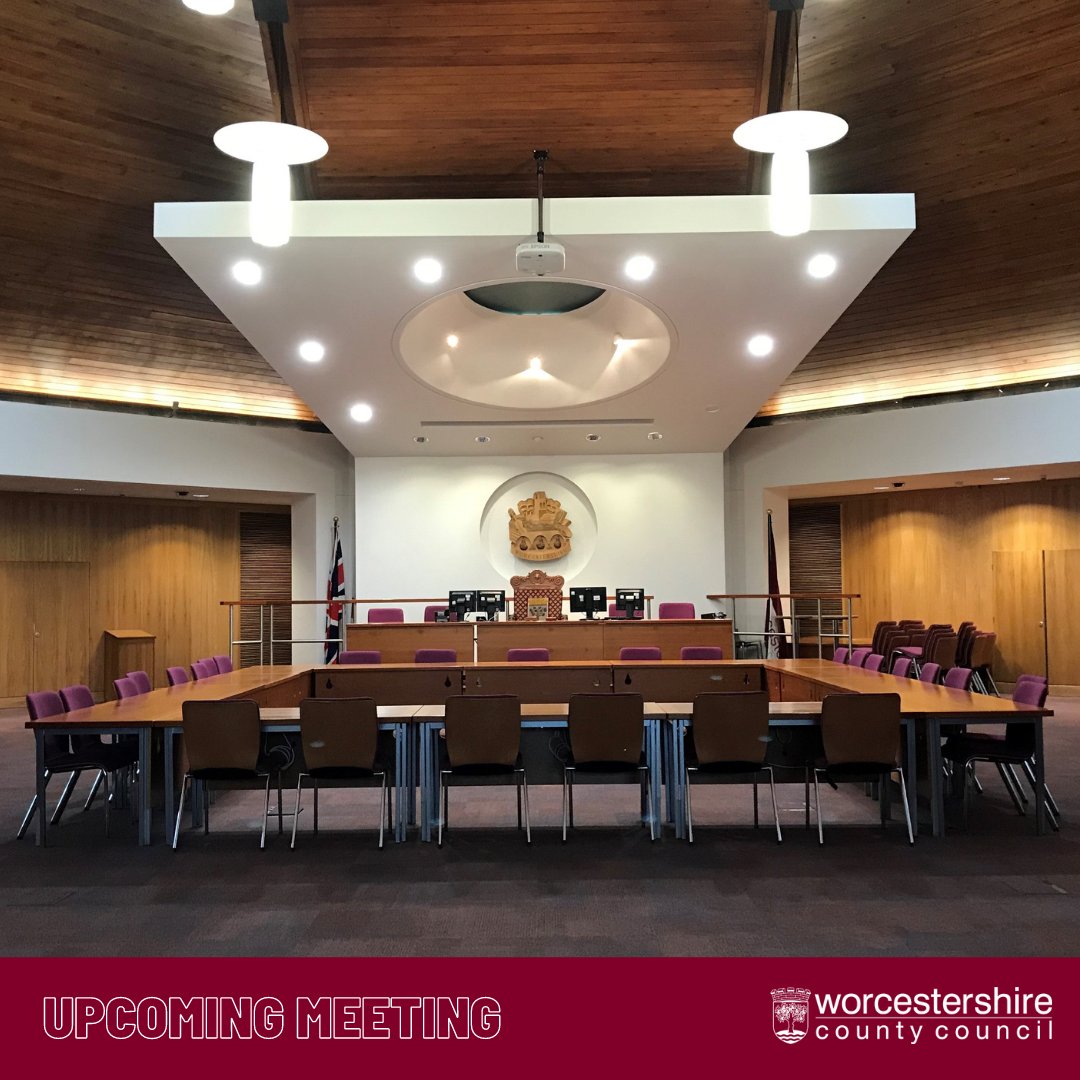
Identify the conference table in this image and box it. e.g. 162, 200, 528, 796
24, 659, 1052, 846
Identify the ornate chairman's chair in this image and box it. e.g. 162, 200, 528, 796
510, 569, 566, 621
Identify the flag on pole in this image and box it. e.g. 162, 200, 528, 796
764, 509, 791, 659
324, 518, 346, 663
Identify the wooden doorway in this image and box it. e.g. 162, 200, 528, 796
0, 561, 90, 700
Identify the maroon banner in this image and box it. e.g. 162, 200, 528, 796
2, 957, 1074, 1077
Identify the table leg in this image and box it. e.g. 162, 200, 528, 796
672, 719, 686, 840
1034, 718, 1046, 836
904, 717, 919, 839
406, 725, 418, 828
662, 721, 676, 824
394, 724, 406, 843
646, 719, 661, 836
164, 726, 177, 845
35, 730, 47, 848
928, 717, 944, 837
419, 723, 430, 843
137, 727, 151, 846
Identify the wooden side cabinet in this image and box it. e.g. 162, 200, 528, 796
102, 630, 156, 699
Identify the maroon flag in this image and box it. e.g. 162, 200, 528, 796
324, 518, 346, 663
764, 510, 791, 658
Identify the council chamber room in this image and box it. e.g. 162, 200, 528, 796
0, 0, 1077, 960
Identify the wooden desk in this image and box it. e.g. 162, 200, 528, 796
316, 664, 463, 705
602, 618, 734, 661
343, 622, 473, 664
463, 662, 611, 701
476, 620, 605, 661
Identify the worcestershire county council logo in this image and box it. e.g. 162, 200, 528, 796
771, 987, 811, 1044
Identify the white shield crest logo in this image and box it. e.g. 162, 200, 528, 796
771, 987, 811, 1044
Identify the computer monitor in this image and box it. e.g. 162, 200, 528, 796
615, 588, 645, 618
569, 586, 607, 620
477, 590, 506, 621
448, 590, 478, 617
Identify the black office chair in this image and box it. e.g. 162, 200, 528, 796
563, 694, 654, 842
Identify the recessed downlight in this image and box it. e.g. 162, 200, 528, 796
190, 493, 211, 499
413, 257, 443, 284
529, 356, 543, 371
231, 259, 262, 286
873, 486, 891, 491
747, 334, 775, 358
183, 0, 234, 14
647, 431, 663, 441
807, 253, 838, 279
445, 334, 459, 348
349, 402, 374, 423
705, 405, 721, 414
475, 434, 492, 444
585, 433, 601, 442
993, 476, 1012, 481
624, 254, 655, 281
298, 340, 325, 363
413, 435, 428, 444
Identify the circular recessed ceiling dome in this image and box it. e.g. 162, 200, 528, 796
395, 280, 673, 409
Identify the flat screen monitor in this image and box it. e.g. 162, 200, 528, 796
448, 590, 478, 616
615, 588, 645, 618
477, 590, 506, 620
569, 586, 607, 620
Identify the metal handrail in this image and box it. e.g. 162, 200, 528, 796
705, 593, 859, 659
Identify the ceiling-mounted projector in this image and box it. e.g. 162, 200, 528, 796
516, 240, 565, 276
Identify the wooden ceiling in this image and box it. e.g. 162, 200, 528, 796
279, 0, 773, 198
2, 0, 1077, 428
760, 0, 1080, 417
0, 0, 315, 422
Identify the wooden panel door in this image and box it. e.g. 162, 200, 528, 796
992, 551, 1046, 680
31, 562, 90, 692
0, 563, 36, 698
1044, 550, 1080, 685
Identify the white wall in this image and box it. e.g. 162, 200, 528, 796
354, 453, 726, 620
0, 401, 355, 662
725, 387, 1080, 597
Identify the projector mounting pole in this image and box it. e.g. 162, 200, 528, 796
533, 149, 548, 243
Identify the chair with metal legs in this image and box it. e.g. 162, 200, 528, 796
811, 693, 914, 845
438, 695, 529, 847
563, 694, 654, 842
172, 700, 272, 849
685, 692, 781, 843
291, 697, 391, 849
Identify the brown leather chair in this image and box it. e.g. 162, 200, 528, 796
811, 693, 913, 845
292, 697, 390, 849
563, 694, 654, 842
439, 696, 529, 847
172, 700, 271, 849
685, 692, 781, 843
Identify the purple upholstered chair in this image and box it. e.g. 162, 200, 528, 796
658, 602, 696, 620
680, 646, 724, 660
59, 684, 95, 711
507, 648, 550, 662
619, 647, 662, 661
415, 649, 457, 664
126, 670, 152, 695
113, 677, 140, 700
607, 603, 644, 620
917, 662, 941, 684
943, 667, 973, 691
424, 605, 450, 622
832, 647, 850, 664
863, 653, 886, 672
368, 608, 405, 623
891, 657, 915, 678
337, 650, 381, 664
191, 660, 217, 681
166, 666, 190, 686
848, 647, 872, 667
212, 654, 234, 673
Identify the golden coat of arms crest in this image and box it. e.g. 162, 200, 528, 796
508, 491, 572, 562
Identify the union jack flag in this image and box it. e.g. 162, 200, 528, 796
324, 519, 346, 663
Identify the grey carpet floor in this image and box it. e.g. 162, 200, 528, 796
1, 699, 1078, 956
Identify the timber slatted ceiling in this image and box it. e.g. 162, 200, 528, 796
286, 0, 771, 199
239, 512, 293, 667
0, 0, 315, 422
760, 0, 1080, 417
788, 502, 842, 622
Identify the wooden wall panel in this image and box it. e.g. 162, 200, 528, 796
763, 0, 1080, 417
0, 492, 285, 699
823, 478, 1080, 678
